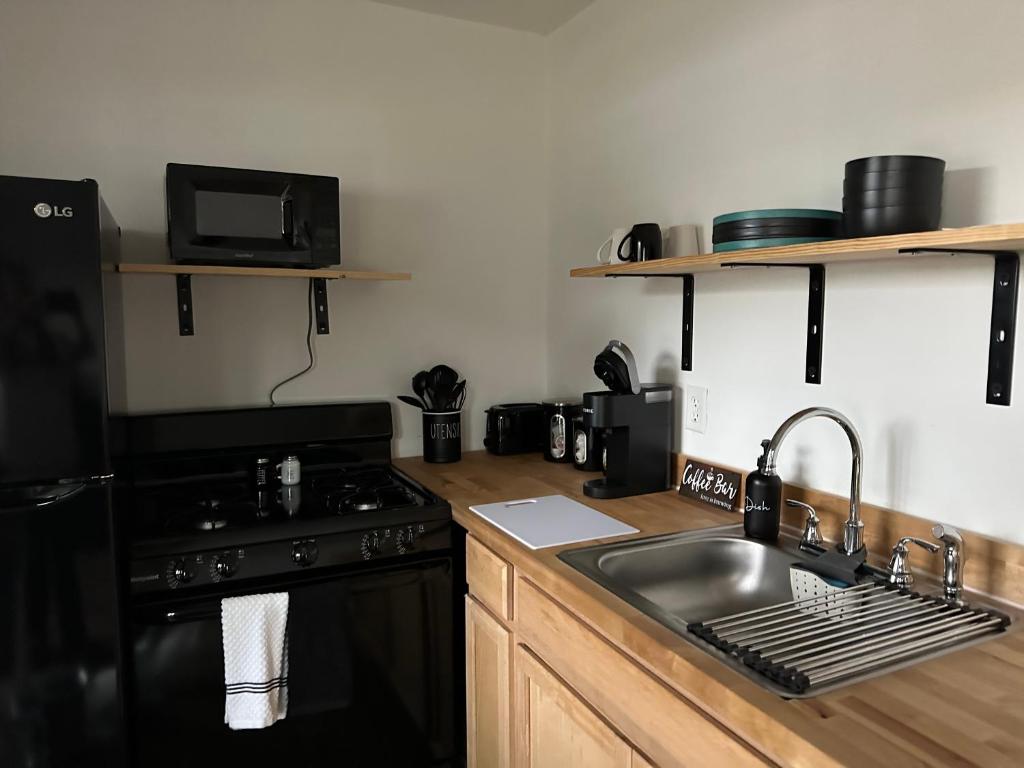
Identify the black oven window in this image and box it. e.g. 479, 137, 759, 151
194, 190, 284, 240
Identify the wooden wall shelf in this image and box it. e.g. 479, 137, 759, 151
113, 262, 411, 335
569, 223, 1024, 277
114, 263, 411, 281
570, 223, 1022, 406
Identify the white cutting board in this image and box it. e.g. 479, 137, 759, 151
469, 494, 638, 550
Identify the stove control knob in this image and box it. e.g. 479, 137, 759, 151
360, 532, 381, 560
171, 560, 195, 585
213, 553, 239, 579
396, 527, 417, 554
292, 541, 319, 568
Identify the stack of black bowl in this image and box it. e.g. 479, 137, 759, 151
843, 155, 945, 237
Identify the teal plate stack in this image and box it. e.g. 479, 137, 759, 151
712, 209, 843, 253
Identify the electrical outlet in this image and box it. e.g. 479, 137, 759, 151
685, 385, 708, 433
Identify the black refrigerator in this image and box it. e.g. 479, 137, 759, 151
0, 175, 125, 766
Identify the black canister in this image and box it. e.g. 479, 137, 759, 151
542, 401, 580, 463
422, 411, 462, 463
254, 457, 271, 488
744, 439, 782, 541
572, 416, 603, 471
254, 456, 272, 509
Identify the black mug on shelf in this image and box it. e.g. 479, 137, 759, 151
423, 411, 462, 463
617, 223, 662, 262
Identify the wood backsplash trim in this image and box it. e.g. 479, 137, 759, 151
673, 453, 1024, 606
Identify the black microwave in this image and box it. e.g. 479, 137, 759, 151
166, 163, 340, 268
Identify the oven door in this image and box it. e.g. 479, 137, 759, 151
128, 558, 454, 767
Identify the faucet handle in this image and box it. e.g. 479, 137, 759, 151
932, 524, 964, 549
786, 499, 822, 548
932, 524, 966, 602
887, 536, 940, 588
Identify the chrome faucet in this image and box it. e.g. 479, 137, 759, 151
933, 524, 966, 603
886, 536, 939, 588
763, 407, 865, 556
786, 499, 823, 548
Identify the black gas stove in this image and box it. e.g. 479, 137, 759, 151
112, 403, 460, 767
133, 464, 428, 536
127, 460, 451, 595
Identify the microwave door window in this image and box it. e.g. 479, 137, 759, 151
194, 190, 284, 240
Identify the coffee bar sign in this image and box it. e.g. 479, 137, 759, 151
678, 459, 741, 512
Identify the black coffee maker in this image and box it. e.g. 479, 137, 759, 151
582, 341, 673, 499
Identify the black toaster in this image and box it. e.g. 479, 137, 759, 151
484, 403, 545, 455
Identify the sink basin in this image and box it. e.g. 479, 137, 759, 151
588, 528, 823, 624
559, 524, 1015, 697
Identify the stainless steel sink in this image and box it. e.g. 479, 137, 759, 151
583, 527, 827, 623
559, 524, 1015, 697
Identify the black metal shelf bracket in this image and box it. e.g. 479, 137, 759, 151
989, 254, 1019, 405
312, 278, 330, 335
602, 248, 1020, 404
609, 272, 694, 371
721, 262, 825, 384
901, 248, 1020, 406
682, 274, 695, 371
173, 274, 334, 337
175, 274, 194, 336
805, 265, 825, 384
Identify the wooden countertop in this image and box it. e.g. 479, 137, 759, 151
395, 451, 1024, 768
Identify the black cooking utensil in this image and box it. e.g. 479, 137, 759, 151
398, 395, 426, 410
448, 380, 466, 411
413, 371, 432, 410
428, 365, 459, 410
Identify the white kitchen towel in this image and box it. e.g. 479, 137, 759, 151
221, 592, 290, 730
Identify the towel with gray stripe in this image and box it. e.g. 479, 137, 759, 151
221, 593, 289, 730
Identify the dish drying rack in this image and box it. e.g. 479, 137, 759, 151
687, 582, 1009, 695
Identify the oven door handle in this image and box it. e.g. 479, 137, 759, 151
136, 602, 223, 625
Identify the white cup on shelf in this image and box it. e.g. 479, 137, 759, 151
596, 227, 631, 264
665, 224, 701, 258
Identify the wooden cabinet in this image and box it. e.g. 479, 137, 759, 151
463, 534, 758, 767
515, 576, 763, 767
467, 535, 512, 620
466, 596, 512, 768
514, 646, 632, 768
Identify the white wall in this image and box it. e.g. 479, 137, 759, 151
546, 0, 1024, 544
0, 0, 549, 455
5, 0, 1024, 545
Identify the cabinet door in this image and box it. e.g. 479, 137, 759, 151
466, 596, 512, 768
515, 646, 631, 768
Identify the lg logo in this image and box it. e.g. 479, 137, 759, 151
33, 202, 73, 218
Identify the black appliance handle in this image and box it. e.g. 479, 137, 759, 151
134, 556, 453, 626
281, 195, 294, 240
136, 603, 223, 626
0, 478, 106, 513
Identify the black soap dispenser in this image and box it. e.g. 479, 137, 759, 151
744, 439, 782, 542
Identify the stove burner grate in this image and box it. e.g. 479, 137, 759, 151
314, 468, 417, 516
133, 465, 425, 540
192, 499, 230, 531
